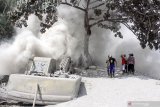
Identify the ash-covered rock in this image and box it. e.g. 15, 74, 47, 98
0, 75, 9, 83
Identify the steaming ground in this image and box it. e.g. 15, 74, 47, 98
47, 75, 160, 107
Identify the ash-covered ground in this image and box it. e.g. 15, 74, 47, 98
1, 68, 160, 107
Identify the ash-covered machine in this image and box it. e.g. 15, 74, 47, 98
6, 57, 81, 105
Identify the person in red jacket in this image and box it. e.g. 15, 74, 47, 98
121, 54, 127, 75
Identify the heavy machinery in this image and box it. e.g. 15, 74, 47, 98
5, 57, 81, 105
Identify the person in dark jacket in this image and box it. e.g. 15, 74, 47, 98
127, 53, 135, 74
108, 56, 117, 78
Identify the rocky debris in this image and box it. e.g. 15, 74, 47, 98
0, 75, 9, 83
88, 66, 97, 70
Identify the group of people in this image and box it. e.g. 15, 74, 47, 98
106, 53, 135, 78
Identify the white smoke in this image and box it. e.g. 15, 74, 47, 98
0, 12, 82, 75
114, 26, 160, 79
58, 5, 160, 79
0, 5, 160, 79
90, 24, 160, 79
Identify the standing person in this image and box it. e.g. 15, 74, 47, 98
127, 53, 135, 74
69, 60, 75, 74
106, 55, 111, 76
121, 54, 127, 75
108, 56, 117, 78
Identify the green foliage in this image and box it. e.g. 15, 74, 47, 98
117, 0, 160, 50
0, 0, 14, 40
92, 0, 160, 50
9, 0, 58, 33
9, 0, 160, 50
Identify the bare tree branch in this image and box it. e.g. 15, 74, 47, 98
86, 0, 91, 9
90, 18, 128, 27
90, 19, 104, 27
61, 2, 85, 12
3, 2, 8, 14
89, 17, 103, 20
122, 22, 137, 36
89, 3, 105, 9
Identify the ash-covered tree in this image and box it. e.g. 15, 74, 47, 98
0, 0, 15, 40
9, 0, 58, 33
10, 0, 160, 68
119, 0, 160, 50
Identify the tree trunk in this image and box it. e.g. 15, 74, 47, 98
83, 33, 92, 68
81, 0, 92, 69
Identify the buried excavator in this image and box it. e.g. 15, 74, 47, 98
2, 57, 81, 105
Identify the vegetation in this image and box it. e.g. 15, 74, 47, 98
0, 0, 15, 40
9, 0, 160, 67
